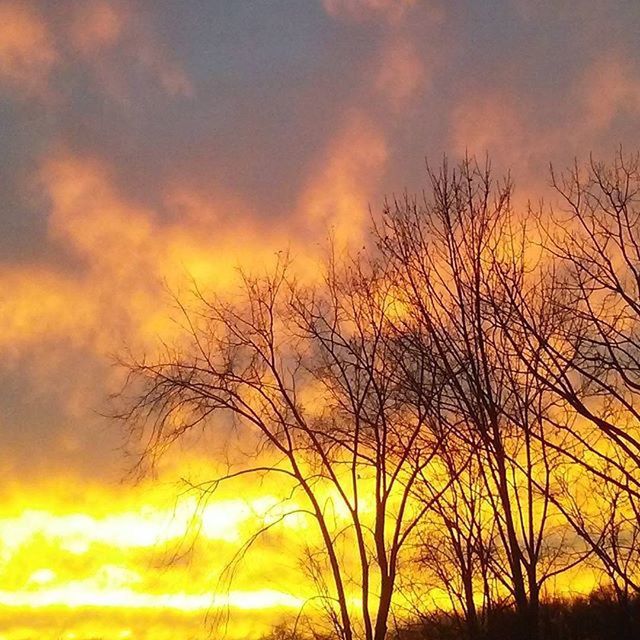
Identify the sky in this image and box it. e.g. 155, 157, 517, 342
2, 0, 640, 638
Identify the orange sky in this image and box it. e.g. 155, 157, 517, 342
1, 1, 640, 638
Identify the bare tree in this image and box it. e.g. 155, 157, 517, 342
499, 150, 640, 600
116, 251, 447, 640
375, 157, 568, 640
113, 152, 640, 640
415, 446, 503, 640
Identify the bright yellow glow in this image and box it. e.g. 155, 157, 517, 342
0, 464, 607, 639
0, 477, 324, 639
0, 586, 304, 611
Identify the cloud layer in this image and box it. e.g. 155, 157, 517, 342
1, 1, 640, 637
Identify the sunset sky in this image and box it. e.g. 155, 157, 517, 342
2, 1, 640, 638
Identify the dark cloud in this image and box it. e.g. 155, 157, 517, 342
1, 0, 640, 481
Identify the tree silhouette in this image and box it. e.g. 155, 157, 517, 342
116, 152, 640, 640
500, 151, 640, 606
117, 250, 448, 640
376, 158, 571, 640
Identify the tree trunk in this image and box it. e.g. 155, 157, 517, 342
373, 576, 393, 640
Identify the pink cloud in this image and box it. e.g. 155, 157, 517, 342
375, 39, 428, 111
578, 55, 640, 133
322, 0, 417, 23
66, 1, 193, 100
0, 1, 58, 98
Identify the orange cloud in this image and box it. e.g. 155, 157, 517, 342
0, 266, 96, 352
296, 111, 388, 246
0, 1, 57, 98
0, 150, 316, 367
42, 155, 160, 276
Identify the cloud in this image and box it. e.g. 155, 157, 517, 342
322, 0, 417, 23
0, 266, 96, 352
0, 1, 58, 98
0, 152, 251, 479
447, 51, 640, 194
0, 0, 192, 105
296, 111, 388, 246
67, 0, 124, 54
450, 93, 530, 164
375, 39, 428, 111
577, 55, 640, 133
65, 0, 193, 101
0, 148, 312, 400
